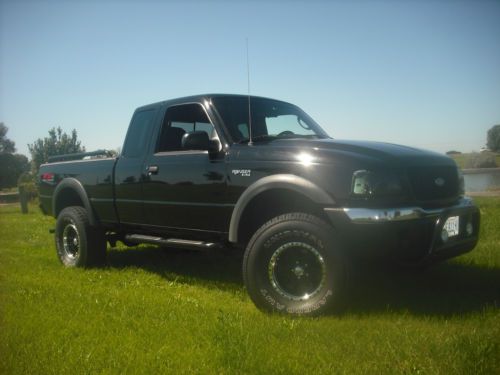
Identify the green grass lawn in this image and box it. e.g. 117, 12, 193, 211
1, 200, 499, 374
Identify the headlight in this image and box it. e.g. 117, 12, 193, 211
351, 170, 403, 197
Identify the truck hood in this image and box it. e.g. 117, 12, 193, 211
235, 138, 456, 168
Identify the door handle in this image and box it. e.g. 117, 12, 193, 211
147, 165, 159, 175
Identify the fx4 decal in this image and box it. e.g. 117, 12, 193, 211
232, 169, 251, 177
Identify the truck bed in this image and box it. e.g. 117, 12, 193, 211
39, 157, 118, 224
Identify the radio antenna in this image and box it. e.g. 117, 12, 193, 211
246, 37, 253, 145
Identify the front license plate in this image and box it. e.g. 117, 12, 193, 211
444, 216, 460, 237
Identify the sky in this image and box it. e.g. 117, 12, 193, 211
1, 0, 499, 157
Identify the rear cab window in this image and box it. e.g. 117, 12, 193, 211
122, 109, 157, 158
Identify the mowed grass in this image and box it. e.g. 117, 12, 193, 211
1, 200, 499, 374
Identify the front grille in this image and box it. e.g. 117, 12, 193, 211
408, 166, 459, 201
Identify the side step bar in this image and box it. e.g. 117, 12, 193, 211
124, 234, 220, 251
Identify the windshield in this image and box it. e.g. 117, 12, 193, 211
212, 96, 329, 143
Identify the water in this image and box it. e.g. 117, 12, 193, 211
463, 169, 500, 192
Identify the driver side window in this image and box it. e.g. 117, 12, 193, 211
157, 104, 218, 152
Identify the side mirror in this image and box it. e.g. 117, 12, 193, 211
182, 131, 210, 151
182, 131, 221, 154
208, 139, 221, 153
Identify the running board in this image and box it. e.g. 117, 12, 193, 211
124, 234, 220, 250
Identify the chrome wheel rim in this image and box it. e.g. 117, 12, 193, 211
62, 223, 80, 259
268, 242, 326, 301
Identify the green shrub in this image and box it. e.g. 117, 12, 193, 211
464, 153, 498, 169
17, 172, 38, 200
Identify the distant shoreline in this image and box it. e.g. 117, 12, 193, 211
462, 167, 500, 175
467, 191, 500, 197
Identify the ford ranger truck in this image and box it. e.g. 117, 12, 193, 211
38, 94, 480, 315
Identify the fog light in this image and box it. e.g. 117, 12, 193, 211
466, 222, 473, 236
441, 229, 449, 243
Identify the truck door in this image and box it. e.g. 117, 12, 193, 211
114, 108, 158, 225
142, 103, 230, 233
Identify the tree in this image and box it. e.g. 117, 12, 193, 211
0, 123, 16, 154
486, 124, 500, 152
0, 153, 30, 189
28, 127, 85, 172
0, 123, 30, 189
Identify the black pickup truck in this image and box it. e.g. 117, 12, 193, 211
38, 94, 480, 315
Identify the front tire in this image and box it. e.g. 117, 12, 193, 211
55, 206, 106, 267
243, 213, 347, 316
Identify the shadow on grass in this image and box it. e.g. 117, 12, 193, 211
106, 246, 499, 317
107, 246, 244, 293
346, 261, 500, 317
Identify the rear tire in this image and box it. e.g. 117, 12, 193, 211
55, 206, 106, 267
243, 213, 348, 316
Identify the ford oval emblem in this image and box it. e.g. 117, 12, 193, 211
434, 177, 445, 187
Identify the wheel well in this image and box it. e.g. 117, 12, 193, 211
237, 189, 328, 245
54, 188, 84, 217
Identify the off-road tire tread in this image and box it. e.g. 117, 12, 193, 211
243, 212, 347, 315
56, 206, 106, 267
244, 212, 330, 285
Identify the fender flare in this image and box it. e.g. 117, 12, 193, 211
52, 178, 98, 226
228, 174, 335, 243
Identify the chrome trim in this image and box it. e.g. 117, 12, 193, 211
268, 241, 326, 302
326, 197, 475, 224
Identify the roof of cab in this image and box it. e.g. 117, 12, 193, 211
134, 93, 291, 112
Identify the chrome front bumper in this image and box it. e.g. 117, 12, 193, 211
326, 197, 476, 224
323, 197, 480, 264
